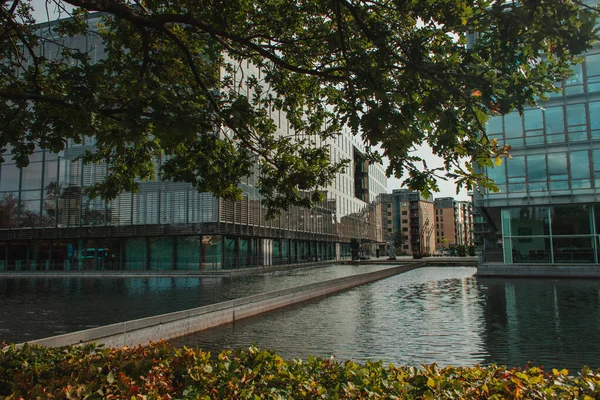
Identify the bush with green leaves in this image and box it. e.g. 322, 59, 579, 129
1, 341, 600, 399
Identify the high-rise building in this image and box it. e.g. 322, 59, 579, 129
433, 198, 474, 251
473, 39, 600, 266
381, 189, 435, 256
0, 14, 387, 271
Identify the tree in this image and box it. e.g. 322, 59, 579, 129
392, 230, 404, 252
0, 193, 19, 228
1, 0, 598, 217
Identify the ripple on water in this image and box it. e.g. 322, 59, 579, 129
171, 267, 600, 370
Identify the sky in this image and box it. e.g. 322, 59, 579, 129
384, 145, 471, 201
29, 1, 471, 202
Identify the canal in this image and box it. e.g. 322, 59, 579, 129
170, 267, 600, 370
3, 265, 600, 370
0, 263, 389, 343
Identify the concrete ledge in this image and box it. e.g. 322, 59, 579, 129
21, 264, 422, 348
478, 263, 600, 278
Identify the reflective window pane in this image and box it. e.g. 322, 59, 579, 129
570, 150, 590, 179
487, 116, 503, 134
548, 153, 568, 179
545, 106, 565, 134
176, 236, 200, 270
508, 206, 550, 236
553, 237, 595, 263
586, 53, 600, 77
524, 109, 543, 130
527, 154, 546, 182
0, 164, 20, 191
486, 165, 504, 184
504, 113, 523, 138
551, 205, 591, 235
507, 156, 525, 178
0, 193, 19, 228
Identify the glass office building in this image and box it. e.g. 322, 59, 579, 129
0, 15, 387, 271
474, 41, 600, 265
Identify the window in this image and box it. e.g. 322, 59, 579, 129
506, 156, 526, 192
524, 109, 544, 146
487, 115, 504, 144
402, 211, 408, 215
590, 101, 600, 139
592, 150, 600, 187
570, 150, 591, 189
0, 163, 19, 191
548, 153, 569, 190
565, 63, 584, 95
402, 227, 408, 232
486, 164, 506, 192
544, 106, 565, 143
21, 162, 43, 190
586, 53, 600, 92
527, 154, 547, 191
504, 113, 524, 147
566, 103, 588, 141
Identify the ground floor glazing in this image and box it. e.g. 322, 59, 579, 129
0, 236, 351, 271
484, 203, 600, 264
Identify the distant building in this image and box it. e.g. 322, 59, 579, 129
434, 198, 474, 251
381, 189, 435, 255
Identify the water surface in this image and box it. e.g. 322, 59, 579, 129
172, 267, 600, 370
0, 264, 386, 343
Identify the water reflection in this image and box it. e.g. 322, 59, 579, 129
4, 266, 600, 370
480, 277, 600, 369
0, 264, 387, 343
172, 268, 600, 370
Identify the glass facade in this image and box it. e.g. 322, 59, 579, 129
501, 205, 597, 264
475, 36, 600, 266
0, 14, 388, 272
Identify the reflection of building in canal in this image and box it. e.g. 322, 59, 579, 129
479, 277, 600, 369
0, 14, 387, 272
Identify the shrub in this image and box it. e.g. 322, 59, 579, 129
2, 341, 600, 399
468, 245, 476, 256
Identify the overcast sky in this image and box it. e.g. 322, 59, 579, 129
384, 145, 471, 201
29, 0, 471, 201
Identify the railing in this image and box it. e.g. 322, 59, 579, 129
0, 254, 342, 272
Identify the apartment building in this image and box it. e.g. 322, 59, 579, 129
381, 189, 435, 256
434, 198, 474, 251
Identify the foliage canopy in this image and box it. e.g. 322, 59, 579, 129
1, 0, 598, 214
